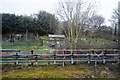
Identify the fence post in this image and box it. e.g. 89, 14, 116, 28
47, 55, 50, 66
87, 52, 90, 64
95, 60, 97, 67
26, 55, 28, 66
71, 50, 74, 64
62, 58, 65, 67
31, 49, 34, 66
93, 51, 97, 67
54, 53, 56, 64
118, 52, 120, 63
103, 58, 105, 64
103, 50, 106, 64
62, 50, 65, 67
15, 51, 19, 65
35, 54, 38, 64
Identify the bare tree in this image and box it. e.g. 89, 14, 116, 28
111, 9, 119, 24
118, 2, 120, 49
110, 9, 119, 36
56, 0, 97, 49
111, 2, 120, 49
89, 15, 105, 27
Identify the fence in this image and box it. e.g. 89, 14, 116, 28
0, 49, 120, 67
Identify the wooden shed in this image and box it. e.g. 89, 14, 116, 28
48, 34, 65, 49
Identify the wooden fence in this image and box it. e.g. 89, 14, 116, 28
0, 49, 120, 67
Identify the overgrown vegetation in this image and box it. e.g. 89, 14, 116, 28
1, 63, 119, 78
2, 36, 49, 54
2, 35, 118, 50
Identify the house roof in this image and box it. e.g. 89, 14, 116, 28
48, 34, 65, 38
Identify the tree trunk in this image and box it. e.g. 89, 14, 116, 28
118, 2, 120, 49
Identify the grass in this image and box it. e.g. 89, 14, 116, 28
81, 37, 111, 45
2, 37, 49, 54
2, 63, 118, 78
1, 64, 93, 78
2, 36, 118, 53
79, 37, 118, 49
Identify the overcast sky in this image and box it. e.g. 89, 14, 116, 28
0, 0, 120, 26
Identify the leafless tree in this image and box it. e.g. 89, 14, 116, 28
111, 3, 120, 49
56, 0, 98, 49
111, 9, 119, 24
89, 15, 105, 27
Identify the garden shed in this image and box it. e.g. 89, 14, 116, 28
48, 34, 65, 49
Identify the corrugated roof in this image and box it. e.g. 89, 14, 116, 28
48, 34, 65, 38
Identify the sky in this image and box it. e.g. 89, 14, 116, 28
0, 0, 120, 26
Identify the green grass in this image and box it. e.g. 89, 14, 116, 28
81, 37, 109, 45
2, 36, 117, 52
2, 37, 49, 54
2, 42, 48, 54
2, 64, 93, 78
79, 37, 118, 49
2, 63, 117, 78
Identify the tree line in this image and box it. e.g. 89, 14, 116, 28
2, 11, 59, 38
2, 0, 118, 49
